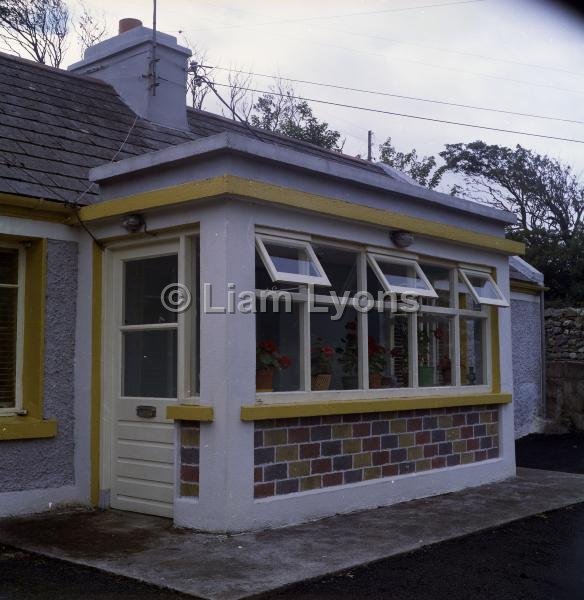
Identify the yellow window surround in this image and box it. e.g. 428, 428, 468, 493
0, 238, 57, 441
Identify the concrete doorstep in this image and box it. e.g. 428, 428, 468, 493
1, 468, 584, 600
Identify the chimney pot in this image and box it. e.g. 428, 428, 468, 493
118, 18, 143, 34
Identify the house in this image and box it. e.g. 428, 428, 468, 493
0, 20, 529, 532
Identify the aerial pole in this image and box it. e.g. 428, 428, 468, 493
367, 129, 373, 161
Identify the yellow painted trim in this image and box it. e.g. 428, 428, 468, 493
0, 193, 73, 223
0, 417, 57, 441
490, 306, 501, 395
90, 243, 103, 507
78, 175, 524, 255
510, 280, 547, 294
166, 405, 214, 422
21, 239, 46, 421
241, 393, 512, 421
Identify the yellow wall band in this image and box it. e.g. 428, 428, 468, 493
166, 405, 214, 422
90, 242, 103, 506
510, 280, 546, 294
241, 393, 511, 421
78, 175, 524, 256
0, 193, 73, 223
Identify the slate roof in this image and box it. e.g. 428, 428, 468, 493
0, 51, 387, 206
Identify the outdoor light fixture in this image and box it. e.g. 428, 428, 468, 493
391, 230, 414, 248
121, 213, 145, 233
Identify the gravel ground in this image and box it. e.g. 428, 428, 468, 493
1, 433, 583, 600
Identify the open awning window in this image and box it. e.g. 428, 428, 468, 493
367, 253, 438, 298
459, 268, 509, 307
256, 235, 331, 286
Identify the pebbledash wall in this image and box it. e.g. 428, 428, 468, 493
254, 406, 499, 498
511, 295, 543, 438
0, 240, 78, 492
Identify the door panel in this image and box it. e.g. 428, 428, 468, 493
109, 247, 179, 518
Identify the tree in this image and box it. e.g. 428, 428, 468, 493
74, 2, 106, 54
249, 81, 342, 151
438, 141, 584, 303
378, 137, 444, 189
0, 0, 69, 67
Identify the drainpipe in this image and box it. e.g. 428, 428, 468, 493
540, 287, 546, 420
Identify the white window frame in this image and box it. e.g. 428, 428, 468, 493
0, 244, 25, 416
254, 233, 496, 403
459, 268, 509, 307
256, 234, 331, 287
367, 252, 438, 299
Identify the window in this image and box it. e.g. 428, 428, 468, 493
0, 246, 23, 413
459, 268, 508, 307
368, 253, 438, 299
254, 231, 497, 395
256, 234, 331, 286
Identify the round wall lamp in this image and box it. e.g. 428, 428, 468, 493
121, 213, 145, 233
391, 230, 414, 249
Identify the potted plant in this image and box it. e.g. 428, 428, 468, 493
368, 337, 387, 388
256, 340, 291, 392
417, 327, 434, 386
311, 337, 334, 390
336, 320, 359, 389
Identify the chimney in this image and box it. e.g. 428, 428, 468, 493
68, 19, 192, 131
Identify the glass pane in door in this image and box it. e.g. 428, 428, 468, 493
124, 255, 178, 325
123, 329, 177, 398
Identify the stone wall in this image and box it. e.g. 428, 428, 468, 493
253, 405, 499, 499
545, 308, 584, 361
545, 308, 584, 430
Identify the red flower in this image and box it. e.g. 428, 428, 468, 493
278, 355, 292, 369
322, 345, 334, 357
259, 340, 277, 354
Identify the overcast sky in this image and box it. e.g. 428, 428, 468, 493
65, 0, 584, 191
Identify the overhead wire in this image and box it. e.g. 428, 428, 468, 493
211, 67, 584, 126
210, 82, 584, 144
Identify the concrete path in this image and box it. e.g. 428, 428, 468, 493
1, 468, 584, 600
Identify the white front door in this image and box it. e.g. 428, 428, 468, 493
109, 242, 181, 518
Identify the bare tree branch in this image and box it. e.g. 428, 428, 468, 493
0, 0, 69, 67
73, 2, 106, 54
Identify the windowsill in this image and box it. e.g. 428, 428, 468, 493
241, 391, 511, 421
255, 385, 492, 405
0, 416, 57, 441
166, 404, 214, 422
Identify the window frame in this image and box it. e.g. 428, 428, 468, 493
256, 234, 331, 287
0, 243, 25, 416
459, 268, 509, 307
367, 252, 439, 299
254, 231, 496, 403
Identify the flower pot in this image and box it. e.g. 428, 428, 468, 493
342, 375, 359, 390
256, 368, 275, 392
369, 372, 383, 389
311, 373, 332, 391
418, 365, 435, 387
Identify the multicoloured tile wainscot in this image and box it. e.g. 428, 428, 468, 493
180, 422, 200, 497
253, 405, 499, 498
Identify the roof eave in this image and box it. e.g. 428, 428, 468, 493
89, 131, 516, 225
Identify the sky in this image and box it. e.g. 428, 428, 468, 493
47, 1, 584, 192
